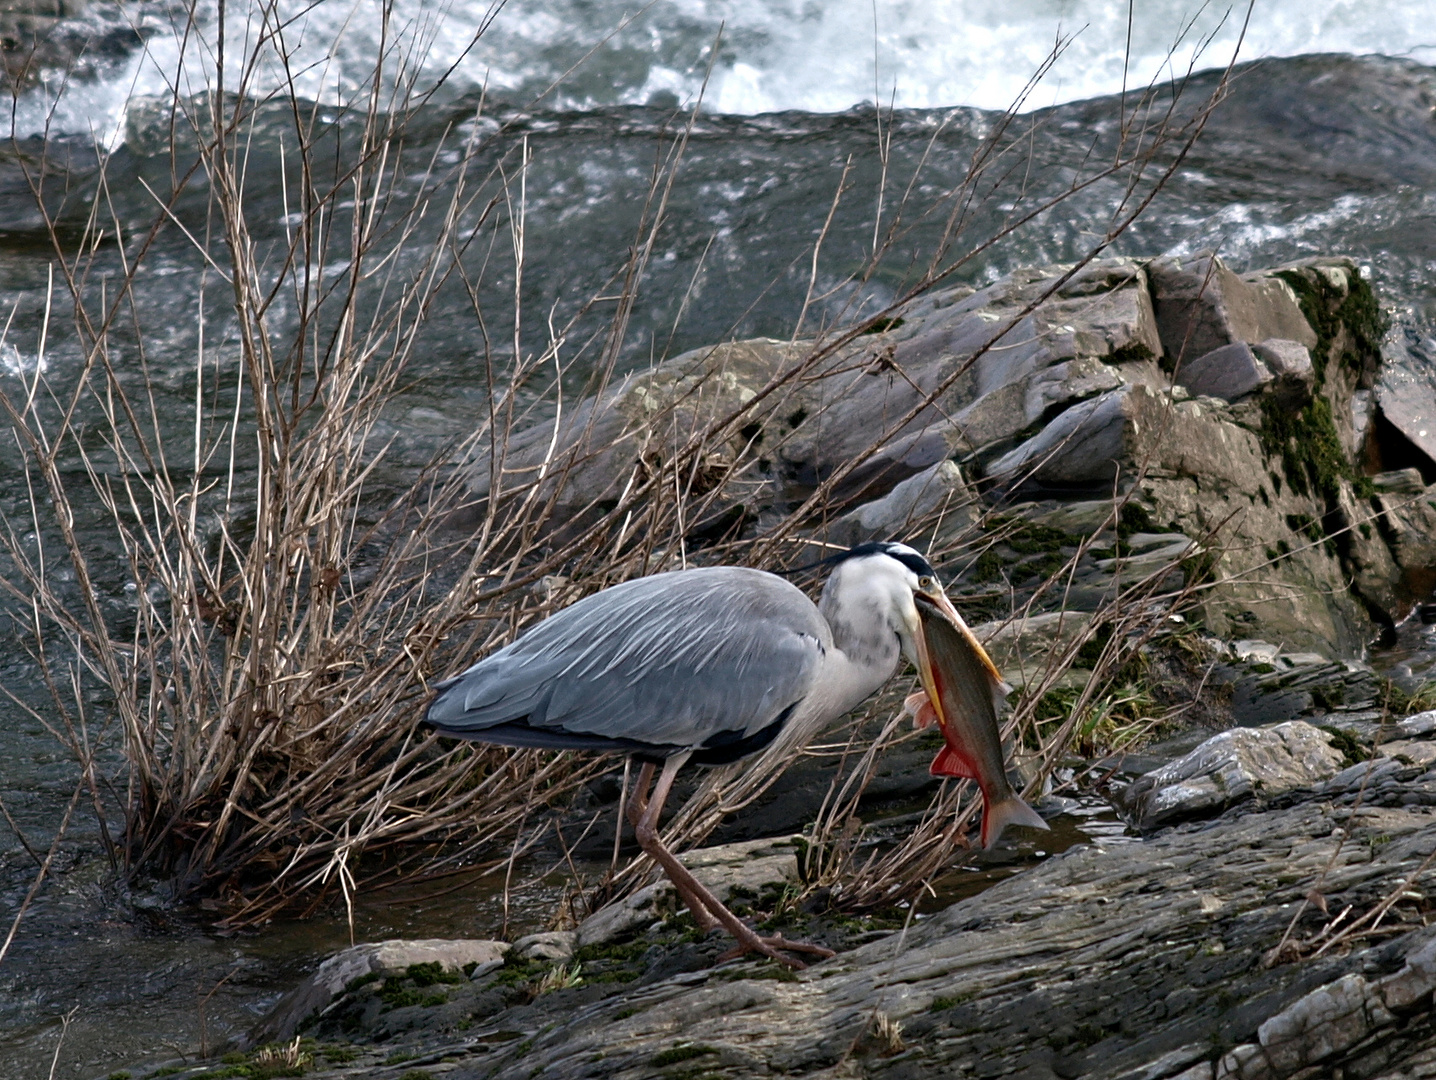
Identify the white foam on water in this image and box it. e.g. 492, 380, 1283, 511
0, 341, 45, 377
9, 0, 1436, 142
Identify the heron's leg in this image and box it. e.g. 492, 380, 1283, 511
625, 758, 719, 931
623, 759, 718, 930
634, 755, 830, 969
625, 762, 656, 827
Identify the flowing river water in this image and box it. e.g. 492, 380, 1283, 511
1, 0, 1435, 1075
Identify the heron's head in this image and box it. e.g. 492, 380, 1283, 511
819, 541, 966, 664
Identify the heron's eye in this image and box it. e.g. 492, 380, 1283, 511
918, 575, 935, 590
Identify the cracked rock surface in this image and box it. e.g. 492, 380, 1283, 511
459, 789, 1436, 1080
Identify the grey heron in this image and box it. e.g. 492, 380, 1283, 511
426, 541, 1046, 967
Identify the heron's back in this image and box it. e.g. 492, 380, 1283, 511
427, 567, 829, 757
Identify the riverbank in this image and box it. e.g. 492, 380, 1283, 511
107, 707, 1436, 1080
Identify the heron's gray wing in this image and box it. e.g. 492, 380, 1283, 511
427, 567, 827, 751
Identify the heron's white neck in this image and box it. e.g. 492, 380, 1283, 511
814, 571, 906, 715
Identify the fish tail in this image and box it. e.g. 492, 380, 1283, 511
980, 794, 1050, 849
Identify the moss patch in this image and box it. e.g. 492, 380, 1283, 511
651, 1045, 719, 1067
1273, 267, 1387, 380
1262, 395, 1348, 506
1320, 725, 1369, 766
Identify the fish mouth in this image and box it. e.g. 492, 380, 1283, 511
913, 589, 966, 635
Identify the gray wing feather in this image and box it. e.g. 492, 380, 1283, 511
428, 568, 828, 749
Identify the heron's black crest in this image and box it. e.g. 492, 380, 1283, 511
835, 541, 936, 578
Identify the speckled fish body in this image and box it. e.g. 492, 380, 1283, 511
916, 602, 1049, 848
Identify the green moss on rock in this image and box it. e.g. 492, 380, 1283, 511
1262, 395, 1348, 505
651, 1044, 719, 1067
1274, 266, 1387, 380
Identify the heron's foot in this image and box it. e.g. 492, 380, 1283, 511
716, 931, 836, 969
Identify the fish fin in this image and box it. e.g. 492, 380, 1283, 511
904, 690, 937, 729
980, 795, 1050, 849
929, 745, 980, 780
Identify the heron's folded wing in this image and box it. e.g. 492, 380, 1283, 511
427, 568, 826, 751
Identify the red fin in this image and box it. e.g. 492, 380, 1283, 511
929, 745, 980, 780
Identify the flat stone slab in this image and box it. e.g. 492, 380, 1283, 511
130, 765, 1436, 1080
245, 937, 509, 1046
467, 781, 1436, 1080
1178, 341, 1274, 401
576, 835, 802, 947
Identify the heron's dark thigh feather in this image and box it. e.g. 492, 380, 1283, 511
689, 701, 798, 766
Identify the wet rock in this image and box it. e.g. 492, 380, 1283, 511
1397, 710, 1436, 738
1117, 720, 1345, 829
1022, 498, 1118, 535
985, 385, 1137, 487
1375, 739, 1436, 769
973, 610, 1093, 690
467, 258, 1163, 525
1216, 644, 1380, 727
1094, 532, 1195, 571
245, 938, 508, 1046
1375, 484, 1436, 590
576, 836, 802, 948
778, 261, 1160, 496
1252, 338, 1315, 402
466, 336, 807, 525
460, 251, 1419, 662
1213, 942, 1436, 1080
822, 459, 976, 547
1243, 276, 1321, 351
512, 931, 578, 963
1375, 328, 1436, 474
1178, 341, 1274, 402
1148, 252, 1267, 362
1372, 467, 1426, 495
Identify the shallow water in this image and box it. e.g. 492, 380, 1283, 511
0, 841, 577, 1077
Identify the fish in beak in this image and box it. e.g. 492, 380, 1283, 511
910, 588, 1049, 849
